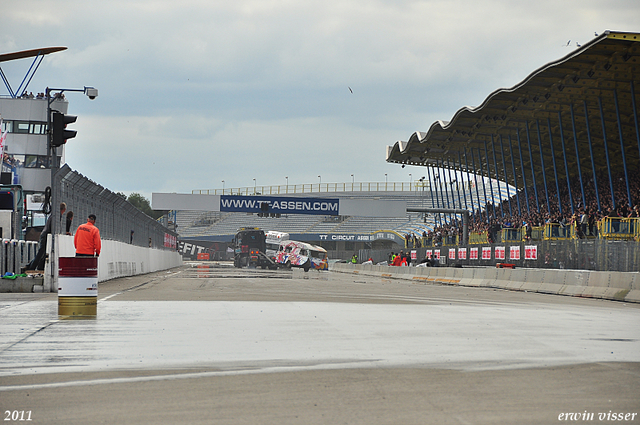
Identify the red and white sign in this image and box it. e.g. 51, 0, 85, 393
510, 246, 520, 260
449, 249, 456, 259
164, 233, 177, 249
481, 247, 492, 260
411, 250, 417, 260
470, 247, 478, 260
495, 246, 505, 260
434, 249, 441, 260
525, 245, 538, 260
458, 248, 467, 260
426, 249, 432, 259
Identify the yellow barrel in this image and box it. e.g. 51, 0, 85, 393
58, 296, 97, 318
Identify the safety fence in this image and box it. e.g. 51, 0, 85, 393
54, 165, 177, 250
408, 218, 640, 249
359, 238, 639, 272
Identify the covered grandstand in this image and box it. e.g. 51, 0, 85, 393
387, 30, 639, 227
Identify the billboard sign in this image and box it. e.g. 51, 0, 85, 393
220, 195, 339, 216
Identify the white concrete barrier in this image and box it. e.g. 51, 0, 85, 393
331, 263, 640, 303
43, 235, 182, 292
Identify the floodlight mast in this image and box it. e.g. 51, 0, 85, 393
45, 86, 98, 291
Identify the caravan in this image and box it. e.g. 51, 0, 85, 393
275, 240, 328, 272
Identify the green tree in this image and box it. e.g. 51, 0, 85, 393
127, 193, 164, 219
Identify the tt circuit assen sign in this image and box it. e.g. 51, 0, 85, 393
152, 193, 405, 218
220, 195, 339, 216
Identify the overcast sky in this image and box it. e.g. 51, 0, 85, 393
2, 0, 638, 199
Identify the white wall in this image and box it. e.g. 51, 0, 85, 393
44, 235, 182, 291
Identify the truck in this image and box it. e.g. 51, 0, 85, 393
265, 230, 289, 262
274, 240, 328, 272
232, 227, 274, 269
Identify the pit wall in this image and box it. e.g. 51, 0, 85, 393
329, 263, 640, 304
43, 235, 183, 292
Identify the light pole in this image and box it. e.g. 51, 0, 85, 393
253, 178, 256, 194
46, 85, 97, 291
222, 180, 225, 194
419, 176, 426, 215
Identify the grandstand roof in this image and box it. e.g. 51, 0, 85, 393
386, 30, 640, 189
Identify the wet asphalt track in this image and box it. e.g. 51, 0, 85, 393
1, 263, 639, 424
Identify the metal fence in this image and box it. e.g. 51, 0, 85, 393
1, 239, 38, 275
358, 239, 640, 272
54, 165, 177, 249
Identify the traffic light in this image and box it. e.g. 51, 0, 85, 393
51, 111, 77, 148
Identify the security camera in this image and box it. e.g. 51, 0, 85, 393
84, 87, 98, 100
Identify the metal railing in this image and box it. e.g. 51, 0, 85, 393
55, 165, 177, 249
469, 232, 488, 245
542, 223, 571, 240
598, 217, 639, 241
192, 181, 474, 196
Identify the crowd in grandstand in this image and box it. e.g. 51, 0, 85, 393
422, 170, 640, 244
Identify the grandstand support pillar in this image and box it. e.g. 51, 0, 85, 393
499, 135, 513, 216
427, 166, 436, 212
428, 166, 441, 227
516, 129, 530, 214
469, 148, 481, 217
458, 151, 469, 212
447, 158, 455, 209
407, 208, 469, 246
463, 148, 476, 216
613, 89, 632, 208
547, 118, 563, 216
490, 135, 504, 217
597, 96, 615, 209
526, 122, 540, 211
583, 100, 601, 211
557, 112, 575, 215
631, 81, 640, 172
438, 158, 452, 224
475, 147, 490, 222
508, 134, 521, 215
483, 139, 496, 220
570, 104, 587, 209
438, 157, 451, 212
535, 120, 551, 216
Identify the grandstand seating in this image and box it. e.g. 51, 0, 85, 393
172, 185, 479, 241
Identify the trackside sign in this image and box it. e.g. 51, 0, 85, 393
152, 193, 406, 217
220, 195, 339, 216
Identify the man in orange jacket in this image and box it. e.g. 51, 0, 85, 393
74, 214, 101, 257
